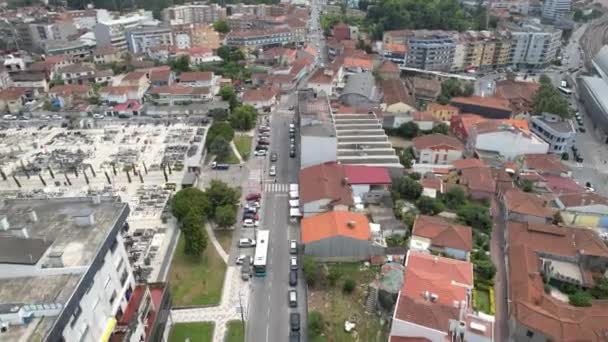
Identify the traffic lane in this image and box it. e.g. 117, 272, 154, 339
268, 195, 291, 342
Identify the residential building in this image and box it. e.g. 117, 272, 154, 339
529, 112, 576, 154
519, 153, 571, 176
149, 69, 174, 87
468, 120, 549, 160
343, 54, 375, 74
27, 20, 78, 52
66, 9, 98, 30
257, 47, 297, 66
120, 71, 149, 90
339, 72, 379, 108
3, 55, 26, 73
57, 63, 97, 85
409, 77, 442, 106
410, 215, 473, 260
177, 71, 218, 93
225, 27, 293, 48
299, 162, 354, 216
542, 0, 572, 22
461, 31, 512, 70
381, 43, 407, 65
505, 21, 561, 67
405, 30, 456, 72
242, 86, 280, 111
175, 24, 219, 50
450, 96, 513, 119
49, 84, 93, 108
126, 25, 174, 54
99, 86, 145, 104
382, 30, 410, 45
161, 4, 226, 26
450, 114, 529, 142
94, 46, 123, 64
412, 133, 465, 165
301, 211, 385, 261
389, 251, 492, 342
427, 103, 460, 121
502, 189, 555, 223
459, 166, 496, 200
0, 197, 134, 342
495, 79, 540, 114
94, 11, 155, 52
376, 61, 401, 80
380, 79, 416, 113
507, 221, 608, 342
412, 111, 440, 130
11, 71, 49, 92
146, 86, 212, 105
0, 87, 27, 113
553, 192, 608, 229
44, 39, 95, 61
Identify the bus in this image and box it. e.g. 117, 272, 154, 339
253, 230, 270, 276
558, 86, 573, 96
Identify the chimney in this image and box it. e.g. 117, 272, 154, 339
27, 209, 37, 222
430, 293, 438, 303
21, 227, 29, 239
423, 291, 430, 301
0, 216, 9, 230
347, 220, 356, 228
73, 211, 95, 227
434, 256, 439, 263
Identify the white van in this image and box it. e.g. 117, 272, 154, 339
289, 191, 299, 199
288, 290, 297, 307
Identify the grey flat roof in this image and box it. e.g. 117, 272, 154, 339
593, 45, 608, 80
0, 237, 52, 265
0, 197, 128, 341
581, 76, 608, 113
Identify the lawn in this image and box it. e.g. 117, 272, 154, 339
225, 320, 245, 342
168, 234, 227, 306
233, 135, 252, 160
474, 288, 491, 314
169, 322, 214, 342
308, 263, 388, 342
214, 229, 234, 253
226, 148, 240, 164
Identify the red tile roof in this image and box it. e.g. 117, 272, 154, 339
242, 86, 279, 103
149, 69, 172, 82
299, 162, 354, 206
504, 189, 554, 219
381, 79, 414, 106
122, 71, 147, 82
557, 192, 608, 208
522, 153, 570, 175
543, 174, 586, 194
413, 133, 464, 151
383, 43, 407, 54
495, 79, 540, 113
0, 87, 27, 100
344, 55, 374, 70
149, 86, 209, 95
308, 68, 333, 84
452, 158, 486, 170
179, 71, 213, 82
49, 84, 91, 96
301, 211, 370, 243
412, 215, 473, 251
450, 95, 512, 112
460, 166, 495, 194
343, 164, 391, 185
377, 60, 400, 74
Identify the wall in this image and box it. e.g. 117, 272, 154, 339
508, 212, 549, 224
561, 210, 602, 228
390, 317, 448, 342
304, 236, 382, 260
418, 148, 462, 165
443, 247, 469, 261
510, 319, 551, 342
302, 198, 331, 217
474, 131, 548, 159
409, 235, 432, 252
300, 135, 337, 169
351, 184, 371, 198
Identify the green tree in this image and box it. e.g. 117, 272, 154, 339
217, 46, 245, 63
218, 85, 239, 110
183, 221, 208, 256
209, 136, 231, 162
416, 196, 445, 215
472, 251, 496, 281
327, 268, 342, 287
170, 55, 191, 73
392, 176, 423, 201
303, 255, 319, 286
209, 107, 229, 121
213, 19, 230, 33
569, 290, 593, 307
172, 188, 211, 221
533, 80, 570, 118
206, 121, 235, 150
442, 186, 467, 210
431, 122, 449, 135
408, 172, 421, 180
308, 311, 325, 336
397, 121, 420, 139
590, 277, 608, 299
230, 105, 258, 130
521, 179, 534, 192
399, 146, 416, 168
343, 278, 356, 293
403, 211, 416, 230
457, 203, 492, 232
206, 180, 240, 213
214, 204, 237, 228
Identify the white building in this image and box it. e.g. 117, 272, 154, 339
542, 0, 572, 22
0, 197, 137, 341
468, 121, 549, 160
507, 21, 561, 67
161, 4, 226, 26
529, 112, 576, 154
94, 10, 155, 51
126, 25, 174, 54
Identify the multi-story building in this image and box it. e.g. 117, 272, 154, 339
126, 25, 174, 54
225, 27, 293, 48
542, 0, 572, 22
405, 30, 456, 72
94, 10, 155, 52
506, 21, 561, 67
161, 4, 226, 26
0, 197, 155, 342
226, 3, 287, 17
529, 112, 576, 154
44, 39, 95, 61
461, 31, 512, 70
66, 9, 99, 30
28, 20, 78, 52
172, 24, 221, 50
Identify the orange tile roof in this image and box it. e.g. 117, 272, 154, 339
301, 211, 370, 243
451, 95, 512, 111
522, 153, 570, 174
413, 133, 464, 151
460, 166, 495, 194
179, 71, 213, 82
122, 71, 147, 82
427, 103, 459, 113
377, 60, 400, 74
412, 215, 473, 251
383, 43, 407, 53
299, 162, 354, 206
557, 192, 608, 208
504, 189, 554, 219
344, 55, 374, 70
452, 158, 486, 170
381, 79, 414, 107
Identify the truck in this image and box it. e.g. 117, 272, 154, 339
211, 161, 230, 170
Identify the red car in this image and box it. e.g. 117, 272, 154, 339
246, 193, 261, 201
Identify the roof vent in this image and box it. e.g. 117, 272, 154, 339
423, 291, 430, 301
27, 209, 37, 223
92, 195, 101, 205
430, 293, 438, 303
73, 210, 95, 227
347, 220, 356, 228
433, 256, 439, 263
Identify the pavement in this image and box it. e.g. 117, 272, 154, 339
490, 201, 509, 342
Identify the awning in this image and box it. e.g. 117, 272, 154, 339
101, 317, 117, 342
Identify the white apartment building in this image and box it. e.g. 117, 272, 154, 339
508, 22, 561, 67
126, 25, 174, 54
542, 0, 572, 22
94, 10, 155, 51
161, 4, 226, 26
0, 197, 135, 341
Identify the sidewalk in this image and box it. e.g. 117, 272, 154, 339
230, 141, 244, 164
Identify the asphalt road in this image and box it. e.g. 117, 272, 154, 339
246, 103, 307, 342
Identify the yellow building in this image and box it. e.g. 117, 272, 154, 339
462, 31, 512, 70
427, 103, 460, 121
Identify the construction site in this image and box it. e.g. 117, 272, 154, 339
0, 122, 208, 281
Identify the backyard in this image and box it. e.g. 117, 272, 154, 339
169, 322, 214, 342
233, 135, 252, 160
307, 263, 388, 342
225, 320, 245, 342
473, 288, 491, 314
168, 234, 226, 306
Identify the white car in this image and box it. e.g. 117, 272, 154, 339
238, 238, 256, 248
93, 114, 105, 119
290, 256, 298, 270
255, 149, 267, 157
269, 165, 277, 176
236, 254, 253, 265
242, 219, 259, 228
3, 114, 15, 120
52, 115, 63, 120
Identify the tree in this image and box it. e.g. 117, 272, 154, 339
209, 136, 231, 162
431, 122, 449, 135
303, 256, 319, 286
442, 186, 467, 210
392, 176, 423, 201
183, 221, 208, 256
206, 122, 235, 150
408, 172, 421, 180
219, 85, 239, 110
396, 121, 420, 139
472, 251, 496, 281
172, 188, 211, 221
213, 19, 230, 33
403, 211, 416, 229
169, 55, 191, 73
399, 146, 416, 168
214, 204, 237, 228
327, 268, 342, 287
521, 179, 533, 192
439, 78, 467, 103
416, 196, 445, 215
343, 279, 356, 293
230, 104, 258, 130
457, 203, 492, 233
569, 290, 593, 307
533, 81, 570, 118
217, 46, 245, 63
206, 180, 240, 213
590, 277, 608, 299
308, 311, 325, 336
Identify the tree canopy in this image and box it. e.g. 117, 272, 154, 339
437, 78, 474, 104
533, 77, 570, 118
416, 196, 445, 215
230, 105, 258, 130
213, 19, 230, 34
214, 204, 237, 228
441, 186, 467, 210
219, 85, 239, 110
396, 121, 420, 139
169, 55, 191, 73
206, 122, 235, 150
392, 176, 423, 201
457, 202, 492, 233
209, 136, 231, 162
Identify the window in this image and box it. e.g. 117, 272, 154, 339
526, 330, 534, 338
70, 305, 82, 327
120, 269, 129, 286
109, 290, 117, 305
110, 236, 118, 253
104, 275, 112, 289
115, 258, 124, 273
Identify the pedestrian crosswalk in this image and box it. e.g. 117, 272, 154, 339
264, 183, 289, 192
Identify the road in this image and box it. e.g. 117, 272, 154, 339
246, 95, 307, 342
490, 201, 509, 342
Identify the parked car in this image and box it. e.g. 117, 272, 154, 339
242, 212, 258, 220
236, 254, 253, 265
259, 126, 270, 132
290, 312, 300, 331
288, 290, 298, 307
269, 165, 277, 176
579, 127, 586, 133
575, 155, 584, 163
290, 256, 298, 270
242, 219, 259, 228
289, 240, 297, 254
238, 238, 256, 248
290, 149, 296, 158
255, 145, 268, 151
586, 182, 595, 192
289, 270, 297, 286
257, 139, 270, 145
246, 193, 261, 201
270, 152, 278, 162
211, 162, 230, 170
254, 149, 267, 156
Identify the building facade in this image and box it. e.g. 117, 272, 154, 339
406, 31, 456, 72
542, 0, 572, 22
507, 22, 561, 67
529, 113, 576, 154
94, 11, 155, 51
161, 4, 226, 26
126, 25, 174, 54
225, 27, 292, 48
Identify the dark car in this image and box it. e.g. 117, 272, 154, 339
258, 139, 270, 145
289, 270, 297, 286
289, 331, 301, 342
290, 149, 296, 158
290, 313, 300, 332
576, 156, 584, 163
255, 145, 268, 151
243, 212, 258, 220
270, 152, 278, 162
579, 127, 586, 133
